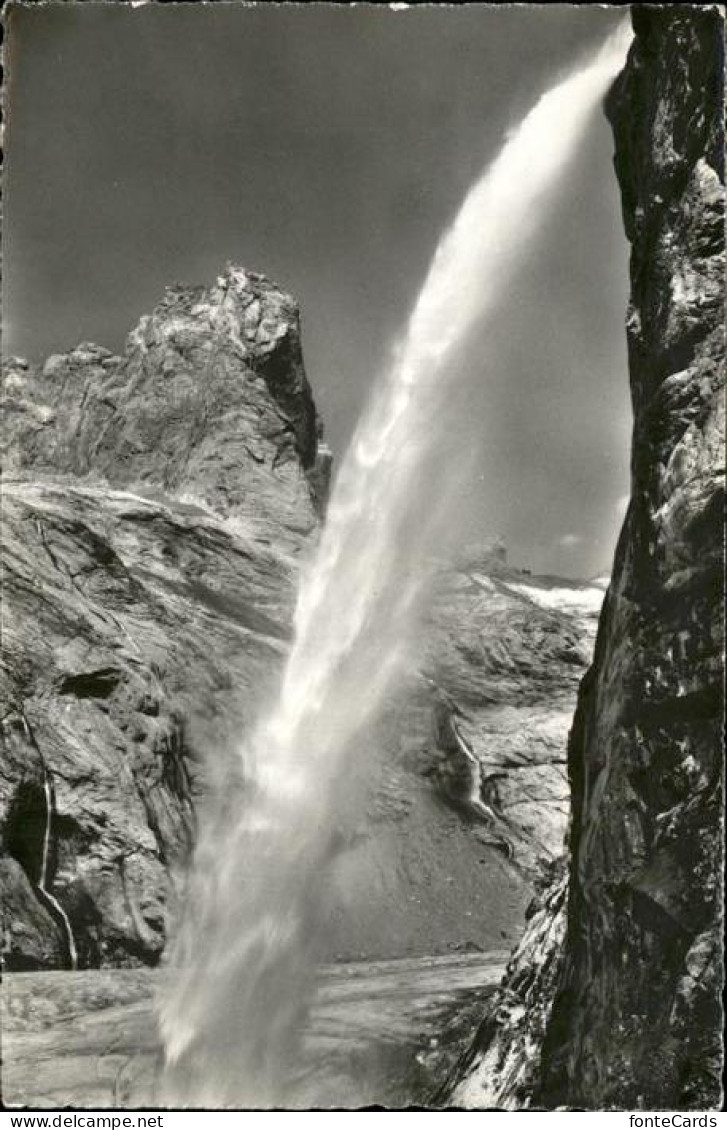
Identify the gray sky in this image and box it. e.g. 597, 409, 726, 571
3, 2, 632, 578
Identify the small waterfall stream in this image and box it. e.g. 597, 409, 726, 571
158, 23, 632, 1108
16, 716, 79, 970
39, 773, 79, 971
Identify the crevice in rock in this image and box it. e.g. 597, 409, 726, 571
58, 667, 123, 700
4, 779, 47, 888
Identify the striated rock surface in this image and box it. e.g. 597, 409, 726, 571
324, 560, 605, 959
438, 869, 568, 1109
446, 7, 724, 1110
1, 267, 326, 968
3, 267, 327, 540
422, 565, 603, 872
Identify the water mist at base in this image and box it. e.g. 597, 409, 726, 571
157, 24, 632, 1108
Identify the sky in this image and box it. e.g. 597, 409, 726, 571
3, 3, 632, 578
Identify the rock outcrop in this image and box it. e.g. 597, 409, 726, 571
1, 266, 327, 968
446, 7, 724, 1111
422, 564, 603, 872
3, 267, 328, 539
324, 562, 606, 959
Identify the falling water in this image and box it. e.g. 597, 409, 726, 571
40, 773, 79, 970
158, 24, 632, 1108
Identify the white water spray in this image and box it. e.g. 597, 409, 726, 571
158, 24, 632, 1107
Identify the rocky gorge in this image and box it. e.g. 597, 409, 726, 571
1, 265, 603, 975
445, 6, 724, 1111
1, 4, 722, 1111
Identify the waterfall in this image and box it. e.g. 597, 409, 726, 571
157, 23, 632, 1108
18, 717, 78, 970
40, 773, 79, 971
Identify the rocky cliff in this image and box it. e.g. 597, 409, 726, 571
1, 266, 328, 968
2, 261, 605, 970
324, 562, 606, 959
446, 7, 724, 1111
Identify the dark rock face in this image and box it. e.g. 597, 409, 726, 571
447, 8, 724, 1110
1, 267, 325, 969
541, 10, 724, 1110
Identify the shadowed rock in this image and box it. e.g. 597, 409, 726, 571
445, 8, 724, 1111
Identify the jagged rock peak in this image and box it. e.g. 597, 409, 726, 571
126, 264, 303, 365
3, 265, 331, 537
